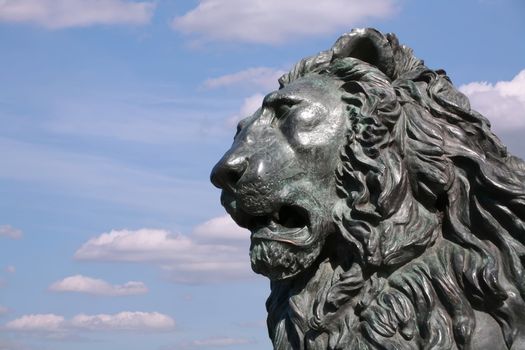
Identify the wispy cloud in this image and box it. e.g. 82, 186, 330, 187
460, 69, 525, 131
46, 107, 229, 146
172, 0, 398, 44
0, 0, 155, 29
74, 215, 252, 284
0, 339, 32, 350
226, 93, 264, 127
49, 275, 148, 296
204, 68, 280, 128
237, 319, 266, 329
45, 94, 230, 145
0, 305, 8, 316
204, 67, 285, 90
0, 225, 22, 239
0, 137, 212, 216
4, 311, 175, 333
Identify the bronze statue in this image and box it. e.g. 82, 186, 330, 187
211, 28, 525, 349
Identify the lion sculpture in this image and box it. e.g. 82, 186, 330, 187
211, 28, 525, 349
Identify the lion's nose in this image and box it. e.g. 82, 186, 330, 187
210, 153, 249, 190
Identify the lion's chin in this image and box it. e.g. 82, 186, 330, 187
250, 238, 322, 281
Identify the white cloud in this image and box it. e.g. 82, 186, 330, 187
4, 266, 15, 274
0, 225, 22, 239
172, 0, 397, 44
74, 215, 252, 283
69, 311, 174, 331
5, 314, 65, 332
4, 311, 174, 333
460, 69, 525, 131
75, 229, 200, 261
0, 0, 155, 29
204, 67, 285, 90
227, 93, 264, 127
190, 336, 255, 347
49, 275, 148, 296
192, 215, 248, 242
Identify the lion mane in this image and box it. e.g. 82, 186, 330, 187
265, 29, 525, 349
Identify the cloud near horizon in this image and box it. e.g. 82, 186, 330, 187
190, 336, 256, 347
74, 215, 252, 284
5, 314, 65, 333
49, 275, 148, 296
0, 0, 155, 29
460, 69, 525, 131
4, 311, 175, 333
172, 0, 398, 44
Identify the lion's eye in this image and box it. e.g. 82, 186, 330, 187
274, 102, 298, 122
276, 105, 292, 118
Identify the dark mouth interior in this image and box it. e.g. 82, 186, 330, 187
244, 205, 309, 231
278, 205, 308, 228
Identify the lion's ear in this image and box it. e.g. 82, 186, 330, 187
331, 28, 396, 79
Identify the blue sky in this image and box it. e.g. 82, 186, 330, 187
0, 0, 524, 349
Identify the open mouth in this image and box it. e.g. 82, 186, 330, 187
222, 193, 311, 245
249, 205, 311, 245
248, 205, 309, 231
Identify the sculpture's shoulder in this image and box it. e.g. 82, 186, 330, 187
472, 310, 507, 349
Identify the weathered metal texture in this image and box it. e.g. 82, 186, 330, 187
211, 28, 525, 349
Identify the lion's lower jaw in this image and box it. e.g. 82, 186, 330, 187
250, 239, 322, 281
266, 239, 521, 350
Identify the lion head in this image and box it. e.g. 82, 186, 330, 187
211, 28, 525, 350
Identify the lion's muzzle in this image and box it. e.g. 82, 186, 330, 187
210, 148, 248, 193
